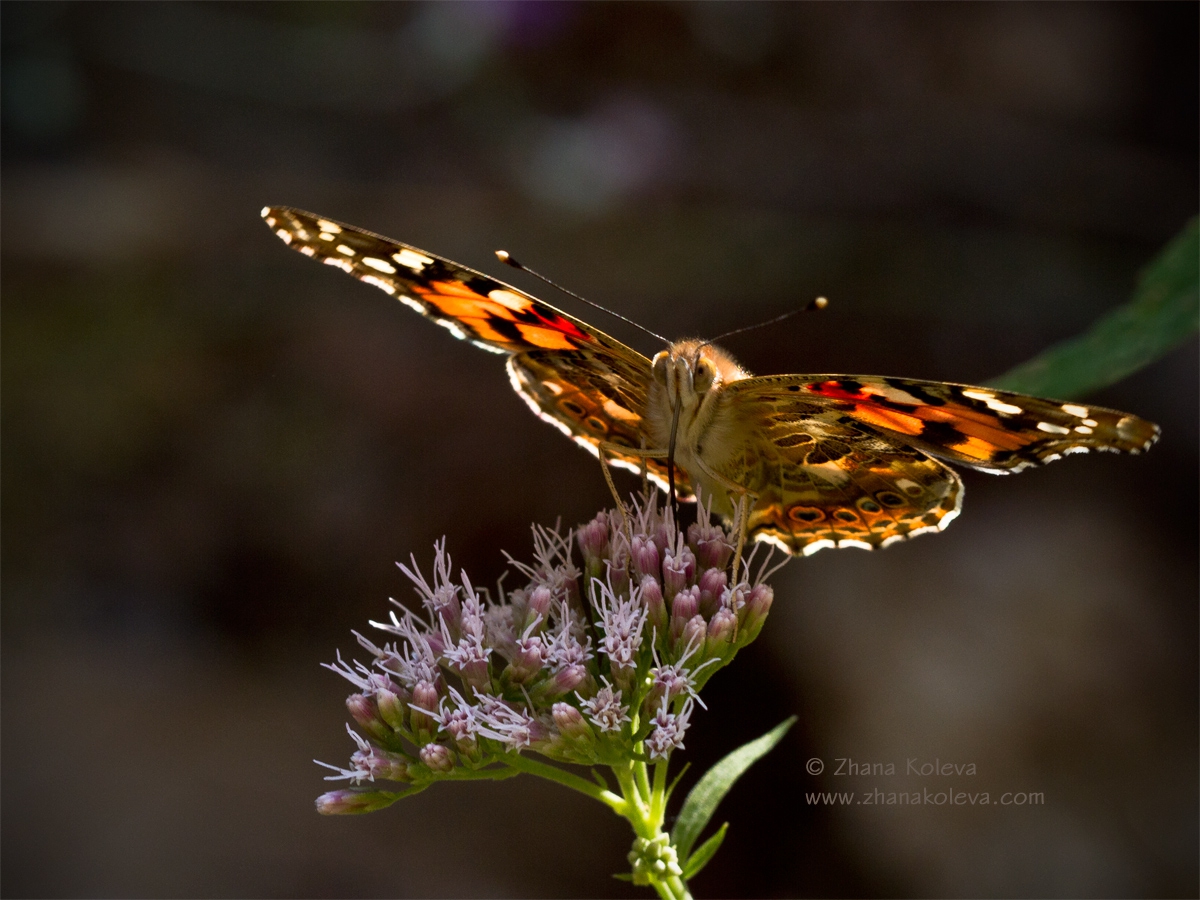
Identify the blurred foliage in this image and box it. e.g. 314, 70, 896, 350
988, 218, 1199, 399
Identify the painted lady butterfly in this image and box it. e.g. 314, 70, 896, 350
262, 207, 1159, 557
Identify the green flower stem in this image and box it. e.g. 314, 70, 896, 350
499, 754, 629, 817
613, 763, 653, 835
612, 754, 693, 900
635, 758, 654, 809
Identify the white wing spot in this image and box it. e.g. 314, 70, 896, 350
542, 380, 564, 396
336, 244, 356, 257
836, 539, 873, 551
319, 233, 335, 241
437, 318, 469, 341
1074, 425, 1094, 435
1037, 422, 1071, 435
1063, 446, 1090, 455
488, 289, 528, 311
1062, 404, 1089, 417
393, 249, 433, 272
961, 389, 995, 402
1082, 418, 1098, 427
275, 229, 292, 244
757, 534, 793, 554
802, 539, 836, 557
363, 257, 397, 274
260, 207, 272, 218
323, 257, 354, 274
360, 275, 396, 295
399, 295, 425, 314
603, 399, 640, 422
299, 246, 316, 257
317, 220, 342, 234
986, 399, 1024, 415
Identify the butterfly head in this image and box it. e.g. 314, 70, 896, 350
651, 339, 748, 410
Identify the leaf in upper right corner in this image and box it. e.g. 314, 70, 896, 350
987, 217, 1199, 399
671, 716, 796, 865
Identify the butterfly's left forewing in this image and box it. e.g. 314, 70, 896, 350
764, 375, 1161, 470
719, 373, 1159, 554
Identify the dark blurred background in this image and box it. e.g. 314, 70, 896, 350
2, 2, 1196, 897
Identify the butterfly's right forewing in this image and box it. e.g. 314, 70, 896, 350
264, 206, 677, 488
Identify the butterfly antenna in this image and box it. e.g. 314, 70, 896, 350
496, 251, 669, 344
700, 296, 828, 347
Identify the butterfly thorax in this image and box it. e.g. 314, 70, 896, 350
647, 340, 751, 514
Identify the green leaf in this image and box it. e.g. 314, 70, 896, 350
611, 873, 634, 882
671, 716, 796, 864
988, 217, 1199, 399
681, 821, 728, 880
665, 762, 691, 803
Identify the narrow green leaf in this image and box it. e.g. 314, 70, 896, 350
988, 217, 1199, 399
671, 716, 796, 863
612, 873, 634, 882
681, 821, 728, 880
665, 762, 692, 803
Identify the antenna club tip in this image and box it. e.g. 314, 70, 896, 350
813, 296, 828, 310
496, 250, 520, 267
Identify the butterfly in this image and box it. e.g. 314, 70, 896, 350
262, 206, 1160, 557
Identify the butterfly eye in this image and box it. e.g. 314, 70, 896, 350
693, 358, 716, 392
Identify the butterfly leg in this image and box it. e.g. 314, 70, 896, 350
685, 455, 759, 583
597, 441, 670, 527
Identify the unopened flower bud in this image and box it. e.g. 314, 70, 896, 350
316, 789, 400, 815
552, 702, 596, 744
375, 686, 409, 732
740, 582, 774, 642
555, 663, 590, 695
531, 663, 594, 704
526, 586, 553, 630
353, 745, 414, 783
669, 585, 700, 647
661, 548, 695, 600
606, 552, 630, 596
630, 535, 661, 579
706, 607, 738, 660
456, 654, 491, 694
577, 513, 610, 561
641, 575, 667, 632
409, 681, 440, 742
680, 614, 707, 657
698, 568, 728, 618
502, 636, 544, 685
346, 693, 391, 742
688, 521, 733, 570
628, 833, 683, 886
419, 742, 454, 773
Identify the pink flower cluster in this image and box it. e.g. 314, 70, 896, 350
317, 495, 779, 813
